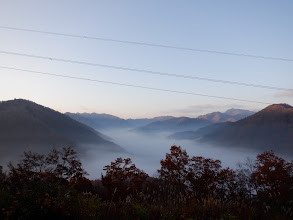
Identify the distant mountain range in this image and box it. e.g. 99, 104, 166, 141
0, 99, 123, 154
66, 109, 254, 134
66, 113, 214, 134
67, 113, 213, 134
65, 112, 156, 130
170, 104, 293, 154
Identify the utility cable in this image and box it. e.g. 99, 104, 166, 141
0, 25, 292, 62
0, 50, 291, 92
0, 65, 273, 105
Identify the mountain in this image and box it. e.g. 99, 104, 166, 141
65, 113, 131, 130
224, 108, 255, 120
197, 109, 255, 123
171, 104, 293, 154
197, 112, 236, 123
134, 117, 212, 134
65, 113, 173, 131
66, 112, 155, 130
0, 99, 123, 154
67, 109, 254, 133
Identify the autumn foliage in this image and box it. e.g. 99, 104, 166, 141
0, 146, 292, 219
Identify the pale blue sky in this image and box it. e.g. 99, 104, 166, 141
0, 1, 292, 118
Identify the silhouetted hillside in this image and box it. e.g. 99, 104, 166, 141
0, 99, 123, 153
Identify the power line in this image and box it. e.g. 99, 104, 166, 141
0, 50, 291, 92
0, 65, 272, 105
0, 25, 292, 62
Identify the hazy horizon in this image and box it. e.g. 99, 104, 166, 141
1, 97, 264, 119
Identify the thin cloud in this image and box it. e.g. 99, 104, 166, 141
275, 91, 293, 97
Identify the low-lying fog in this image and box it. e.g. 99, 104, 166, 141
2, 129, 291, 180
81, 129, 261, 179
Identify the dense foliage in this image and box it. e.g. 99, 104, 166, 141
0, 146, 292, 219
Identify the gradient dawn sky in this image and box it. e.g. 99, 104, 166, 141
0, 1, 292, 118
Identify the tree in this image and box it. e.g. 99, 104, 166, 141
188, 156, 222, 197
252, 151, 293, 206
102, 158, 148, 200
46, 146, 87, 182
158, 145, 189, 195
236, 157, 257, 199
5, 147, 89, 218
0, 165, 5, 188
216, 168, 238, 200
8, 146, 87, 185
16, 151, 46, 173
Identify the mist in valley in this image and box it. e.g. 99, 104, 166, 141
1, 128, 291, 180
80, 129, 262, 179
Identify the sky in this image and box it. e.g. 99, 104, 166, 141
0, 1, 292, 118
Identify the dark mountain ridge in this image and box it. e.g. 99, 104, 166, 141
0, 99, 123, 153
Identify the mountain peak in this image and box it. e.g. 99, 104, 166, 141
1, 98, 35, 105
224, 108, 255, 116
197, 109, 255, 123
262, 104, 293, 113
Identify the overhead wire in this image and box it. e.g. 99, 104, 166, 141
0, 25, 292, 62
0, 65, 273, 105
0, 50, 291, 92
